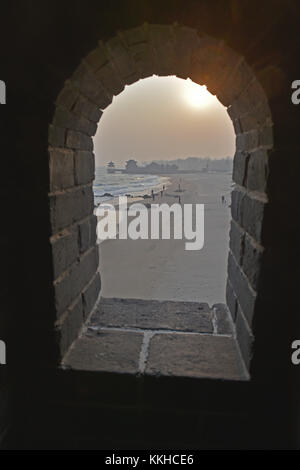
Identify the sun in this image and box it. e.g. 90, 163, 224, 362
184, 79, 215, 109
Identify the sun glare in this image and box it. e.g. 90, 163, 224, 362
184, 79, 216, 109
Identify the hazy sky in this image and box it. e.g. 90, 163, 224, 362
93, 76, 235, 167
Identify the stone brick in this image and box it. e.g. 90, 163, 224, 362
226, 280, 238, 322
82, 272, 101, 318
71, 61, 112, 109
74, 150, 95, 185
53, 106, 97, 136
242, 234, 263, 290
127, 40, 155, 79
246, 149, 268, 192
55, 81, 79, 110
205, 42, 241, 98
50, 185, 94, 233
230, 78, 268, 118
232, 151, 250, 186
63, 329, 143, 373
218, 59, 254, 107
66, 130, 93, 151
239, 100, 272, 133
173, 25, 200, 78
90, 298, 213, 333
105, 36, 139, 81
55, 296, 84, 357
148, 24, 177, 76
72, 94, 102, 123
78, 215, 97, 253
228, 252, 256, 328
48, 125, 66, 147
146, 333, 246, 380
94, 60, 124, 96
236, 129, 259, 152
54, 246, 99, 317
231, 188, 245, 224
229, 220, 245, 265
213, 303, 233, 335
51, 228, 79, 279
85, 43, 108, 72
49, 148, 74, 191
241, 193, 266, 242
235, 305, 254, 370
190, 37, 223, 86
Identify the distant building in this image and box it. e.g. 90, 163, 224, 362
125, 159, 139, 172
107, 161, 115, 173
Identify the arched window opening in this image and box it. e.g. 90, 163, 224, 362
49, 25, 273, 378
93, 76, 236, 306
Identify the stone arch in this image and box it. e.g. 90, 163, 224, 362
48, 23, 273, 369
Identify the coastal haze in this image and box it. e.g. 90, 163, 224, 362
93, 76, 235, 304
93, 75, 235, 166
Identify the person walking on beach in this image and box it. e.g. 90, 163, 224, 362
151, 189, 155, 201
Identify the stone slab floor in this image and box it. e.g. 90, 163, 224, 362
63, 298, 248, 381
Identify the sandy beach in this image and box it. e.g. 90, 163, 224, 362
97, 172, 232, 306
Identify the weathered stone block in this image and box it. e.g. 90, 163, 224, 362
72, 94, 102, 123
173, 25, 200, 78
55, 81, 79, 109
218, 59, 254, 107
55, 296, 84, 357
53, 106, 97, 136
146, 333, 246, 380
228, 251, 256, 329
91, 298, 213, 333
78, 214, 97, 253
82, 272, 101, 318
66, 130, 93, 151
49, 148, 74, 191
148, 24, 176, 76
226, 280, 238, 322
94, 60, 124, 96
242, 234, 263, 290
239, 100, 272, 133
51, 229, 79, 279
213, 303, 233, 335
235, 305, 254, 370
63, 329, 143, 373
229, 220, 245, 265
246, 149, 268, 192
106, 36, 139, 81
190, 37, 223, 86
71, 61, 112, 109
231, 188, 245, 224
232, 151, 249, 186
50, 186, 94, 233
54, 246, 99, 317
127, 40, 155, 79
48, 125, 66, 147
74, 150, 95, 185
85, 43, 108, 72
241, 193, 266, 242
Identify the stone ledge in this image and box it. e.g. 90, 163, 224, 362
146, 333, 246, 381
91, 297, 213, 333
63, 329, 143, 374
63, 298, 248, 381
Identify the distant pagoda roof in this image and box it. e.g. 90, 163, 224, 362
107, 161, 115, 167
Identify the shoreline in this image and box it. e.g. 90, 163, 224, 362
98, 172, 232, 305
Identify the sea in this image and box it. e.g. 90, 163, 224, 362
93, 167, 169, 205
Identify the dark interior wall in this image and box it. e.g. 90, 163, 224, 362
1, 0, 300, 448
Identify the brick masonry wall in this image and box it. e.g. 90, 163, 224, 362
49, 23, 273, 367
